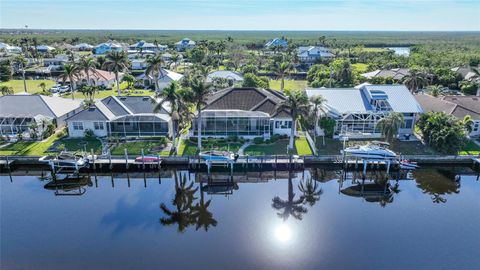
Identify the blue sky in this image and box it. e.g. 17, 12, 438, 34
1, 0, 479, 30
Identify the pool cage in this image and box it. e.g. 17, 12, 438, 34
334, 112, 388, 138
0, 115, 53, 137
192, 110, 272, 137
108, 114, 170, 137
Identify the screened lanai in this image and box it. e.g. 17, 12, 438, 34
192, 110, 271, 137
334, 112, 388, 137
108, 114, 170, 137
0, 115, 53, 136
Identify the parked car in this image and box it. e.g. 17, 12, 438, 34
58, 85, 71, 93
50, 84, 61, 93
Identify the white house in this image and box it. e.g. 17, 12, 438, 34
131, 59, 147, 70
175, 38, 196, 51
206, 70, 244, 85
0, 42, 22, 53
66, 96, 172, 138
297, 46, 335, 65
306, 85, 423, 140
136, 69, 183, 91
36, 45, 55, 52
190, 87, 293, 139
128, 40, 167, 54
73, 43, 94, 51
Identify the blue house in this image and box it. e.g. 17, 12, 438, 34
265, 38, 288, 49
94, 42, 123, 55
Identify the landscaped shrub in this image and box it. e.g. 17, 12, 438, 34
227, 135, 238, 142
253, 137, 264, 144
319, 118, 336, 137
84, 129, 94, 138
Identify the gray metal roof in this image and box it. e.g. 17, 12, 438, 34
0, 95, 81, 118
306, 85, 423, 114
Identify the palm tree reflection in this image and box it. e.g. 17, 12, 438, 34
272, 172, 307, 221
160, 171, 217, 232
160, 171, 198, 233
192, 183, 218, 231
298, 176, 323, 207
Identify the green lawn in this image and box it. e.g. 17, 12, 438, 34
180, 139, 242, 156
314, 137, 439, 156
60, 82, 154, 99
352, 63, 369, 73
269, 80, 307, 92
0, 79, 56, 94
244, 139, 297, 156
295, 136, 313, 155
0, 132, 102, 156
56, 138, 103, 154
459, 140, 480, 155
110, 140, 170, 156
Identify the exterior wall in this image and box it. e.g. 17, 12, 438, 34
470, 120, 480, 137
398, 113, 417, 138
68, 120, 108, 137
272, 117, 293, 136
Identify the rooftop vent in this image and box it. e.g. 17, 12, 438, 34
119, 97, 127, 100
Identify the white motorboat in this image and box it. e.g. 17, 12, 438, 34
39, 151, 89, 170
200, 151, 238, 161
341, 143, 397, 159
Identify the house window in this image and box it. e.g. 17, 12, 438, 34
276, 120, 292, 129
473, 123, 479, 132
94, 122, 104, 130
403, 119, 413, 129
72, 122, 83, 131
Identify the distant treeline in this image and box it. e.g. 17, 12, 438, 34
1, 29, 479, 48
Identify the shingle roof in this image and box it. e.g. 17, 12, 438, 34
204, 87, 288, 117
65, 96, 170, 122
415, 94, 480, 120
0, 95, 81, 118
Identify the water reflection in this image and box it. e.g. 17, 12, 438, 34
272, 172, 308, 221
1, 166, 479, 270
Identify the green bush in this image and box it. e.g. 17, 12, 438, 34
227, 135, 238, 142
319, 118, 336, 137
253, 137, 264, 144
84, 129, 94, 138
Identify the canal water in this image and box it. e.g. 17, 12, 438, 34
1, 167, 479, 270
388, 47, 411, 57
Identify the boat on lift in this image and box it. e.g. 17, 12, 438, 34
341, 141, 397, 159
200, 150, 238, 161
39, 151, 89, 170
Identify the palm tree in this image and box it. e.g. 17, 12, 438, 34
463, 115, 474, 134
192, 182, 218, 231
169, 53, 180, 71
376, 112, 405, 143
154, 82, 188, 151
12, 55, 27, 93
60, 63, 81, 100
298, 177, 323, 207
404, 70, 428, 93
0, 85, 13, 95
310, 95, 326, 146
79, 85, 99, 101
274, 61, 293, 91
272, 173, 307, 221
77, 56, 97, 86
276, 90, 311, 149
103, 51, 129, 96
145, 54, 165, 93
188, 77, 212, 151
38, 82, 46, 92
428, 85, 443, 97
335, 61, 352, 85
